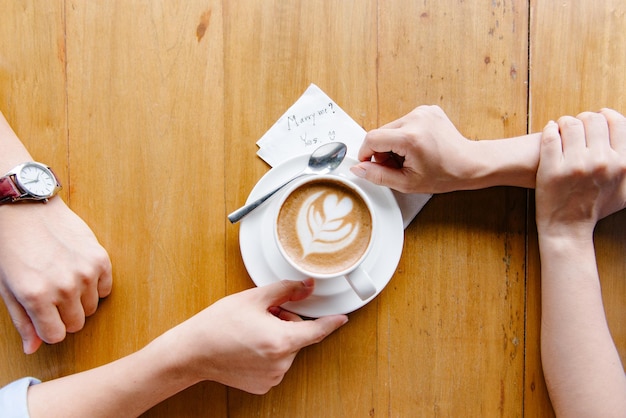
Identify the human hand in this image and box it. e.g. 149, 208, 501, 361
164, 279, 348, 394
350, 105, 473, 193
0, 198, 112, 354
535, 109, 626, 239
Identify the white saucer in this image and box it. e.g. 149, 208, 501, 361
239, 155, 404, 317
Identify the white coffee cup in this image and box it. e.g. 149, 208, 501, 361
274, 174, 377, 300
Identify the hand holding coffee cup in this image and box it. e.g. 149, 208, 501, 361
274, 175, 377, 300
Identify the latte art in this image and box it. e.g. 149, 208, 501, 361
277, 179, 372, 275
297, 190, 360, 257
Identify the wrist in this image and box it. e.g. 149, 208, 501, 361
145, 330, 202, 388
537, 226, 596, 261
124, 332, 201, 410
0, 161, 62, 205
0, 193, 65, 221
454, 139, 491, 190
537, 218, 596, 243
463, 133, 540, 190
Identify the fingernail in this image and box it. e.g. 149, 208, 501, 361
350, 165, 366, 178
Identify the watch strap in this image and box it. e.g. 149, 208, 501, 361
0, 176, 21, 204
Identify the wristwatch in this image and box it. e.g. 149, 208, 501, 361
0, 162, 62, 204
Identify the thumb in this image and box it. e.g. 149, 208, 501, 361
288, 314, 349, 349
259, 280, 349, 348
540, 121, 563, 163
350, 161, 410, 192
3, 295, 43, 354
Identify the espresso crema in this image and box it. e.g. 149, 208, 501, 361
277, 179, 372, 275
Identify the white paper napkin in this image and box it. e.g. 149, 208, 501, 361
256, 83, 431, 229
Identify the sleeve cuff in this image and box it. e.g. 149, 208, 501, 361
0, 377, 41, 418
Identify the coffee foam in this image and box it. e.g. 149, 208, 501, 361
277, 179, 372, 275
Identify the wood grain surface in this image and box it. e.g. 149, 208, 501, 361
1, 1, 624, 417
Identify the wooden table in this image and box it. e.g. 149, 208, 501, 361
1, 1, 624, 416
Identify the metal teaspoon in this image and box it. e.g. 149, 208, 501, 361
228, 142, 348, 223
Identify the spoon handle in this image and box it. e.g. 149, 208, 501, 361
228, 172, 306, 223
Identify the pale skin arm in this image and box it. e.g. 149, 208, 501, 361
0, 111, 112, 354
535, 110, 626, 417
26, 279, 348, 418
352, 105, 626, 415
350, 105, 541, 193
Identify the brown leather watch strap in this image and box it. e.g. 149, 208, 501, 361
0, 176, 21, 204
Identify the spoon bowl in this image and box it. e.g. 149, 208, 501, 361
306, 142, 347, 173
228, 142, 348, 223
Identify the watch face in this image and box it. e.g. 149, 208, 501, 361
16, 162, 58, 198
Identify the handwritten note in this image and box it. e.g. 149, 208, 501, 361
256, 84, 366, 166
256, 83, 431, 228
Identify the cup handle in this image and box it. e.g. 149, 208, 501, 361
345, 266, 377, 301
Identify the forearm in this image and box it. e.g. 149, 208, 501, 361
27, 335, 198, 418
462, 132, 540, 190
538, 234, 626, 417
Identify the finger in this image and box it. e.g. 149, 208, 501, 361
2, 294, 44, 354
370, 152, 392, 165
97, 260, 113, 298
371, 152, 405, 168
57, 295, 87, 334
269, 306, 303, 322
23, 332, 43, 354
358, 129, 410, 162
350, 161, 412, 192
258, 279, 316, 308
557, 116, 586, 155
600, 108, 626, 152
286, 314, 349, 349
81, 281, 101, 317
27, 302, 67, 344
577, 111, 610, 151
88, 248, 113, 298
540, 120, 563, 165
